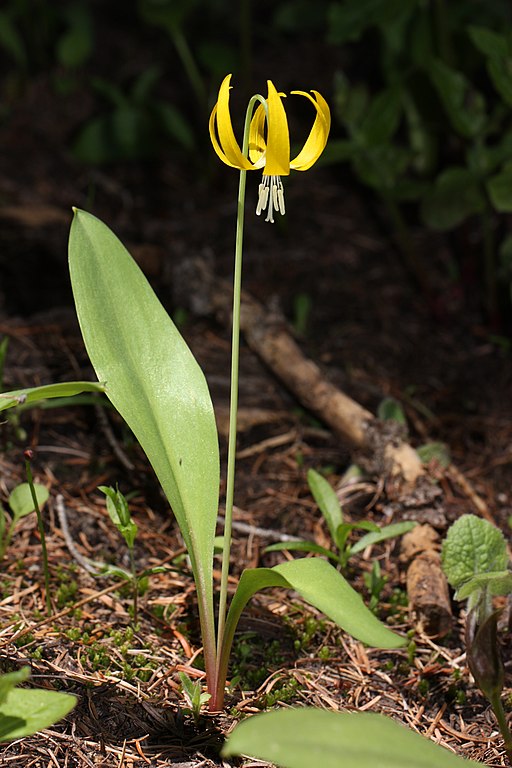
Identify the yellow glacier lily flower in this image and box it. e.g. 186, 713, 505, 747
209, 74, 331, 223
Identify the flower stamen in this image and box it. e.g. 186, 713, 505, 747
256, 175, 286, 223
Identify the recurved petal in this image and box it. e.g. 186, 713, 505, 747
290, 89, 331, 171
248, 102, 267, 167
263, 81, 290, 177
209, 74, 254, 170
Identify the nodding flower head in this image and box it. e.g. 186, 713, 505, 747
209, 74, 330, 223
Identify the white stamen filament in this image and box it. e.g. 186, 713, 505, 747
256, 175, 286, 223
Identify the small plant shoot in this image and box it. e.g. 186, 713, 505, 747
442, 514, 512, 760
266, 468, 416, 570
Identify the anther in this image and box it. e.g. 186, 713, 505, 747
256, 175, 285, 223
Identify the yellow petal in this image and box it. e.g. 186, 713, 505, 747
290, 89, 331, 171
263, 81, 290, 177
248, 102, 267, 166
209, 74, 254, 171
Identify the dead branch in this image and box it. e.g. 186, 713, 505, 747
400, 524, 452, 637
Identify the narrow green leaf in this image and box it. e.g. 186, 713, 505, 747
0, 381, 104, 413
222, 708, 481, 767
68, 209, 219, 659
350, 521, 417, 554
99, 486, 137, 549
9, 483, 49, 523
307, 469, 343, 542
222, 558, 404, 674
264, 540, 339, 562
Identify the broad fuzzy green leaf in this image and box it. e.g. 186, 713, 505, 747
9, 483, 49, 522
68, 209, 219, 656
441, 514, 508, 591
0, 381, 104, 413
456, 571, 512, 601
222, 708, 481, 767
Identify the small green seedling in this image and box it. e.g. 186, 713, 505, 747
442, 514, 512, 761
222, 707, 481, 767
179, 671, 211, 723
363, 560, 388, 612
0, 482, 49, 562
99, 486, 165, 625
0, 666, 76, 742
266, 469, 416, 571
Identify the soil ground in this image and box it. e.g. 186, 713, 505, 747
1, 53, 512, 768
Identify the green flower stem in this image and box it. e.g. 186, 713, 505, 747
214, 94, 265, 703
25, 455, 51, 615
489, 692, 512, 763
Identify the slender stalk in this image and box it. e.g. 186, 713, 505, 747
25, 452, 51, 615
212, 94, 265, 710
129, 547, 138, 626
489, 692, 512, 764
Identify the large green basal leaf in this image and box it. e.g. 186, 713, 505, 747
68, 209, 219, 632
222, 708, 481, 768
